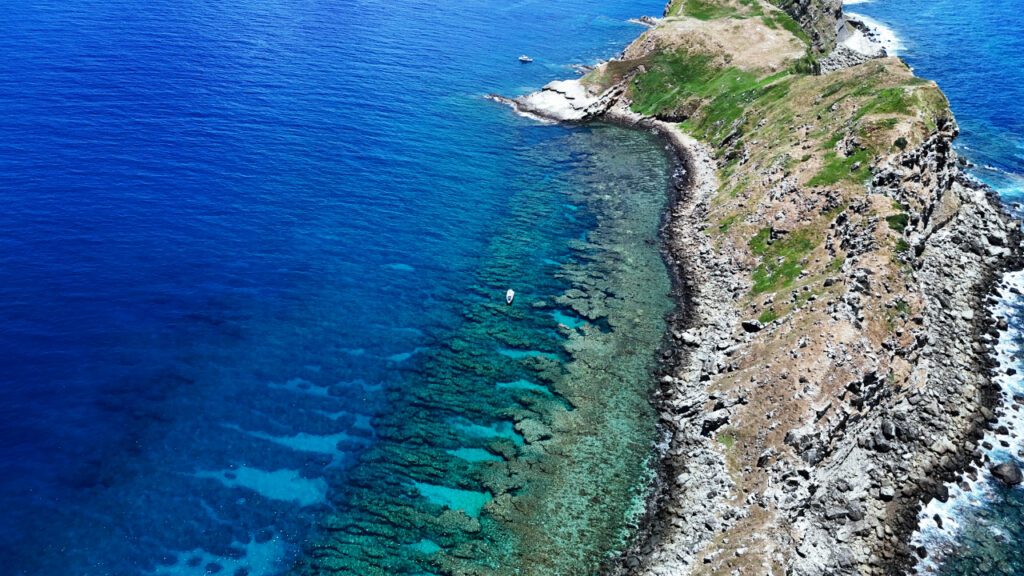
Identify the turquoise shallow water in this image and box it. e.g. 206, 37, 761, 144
0, 0, 674, 574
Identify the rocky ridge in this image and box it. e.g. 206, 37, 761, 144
492, 0, 1022, 574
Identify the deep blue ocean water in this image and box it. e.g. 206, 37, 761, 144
0, 0, 668, 574
7, 0, 1021, 572
845, 0, 1024, 198
845, 1, 1024, 573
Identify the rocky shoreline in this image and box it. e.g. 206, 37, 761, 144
491, 0, 1023, 573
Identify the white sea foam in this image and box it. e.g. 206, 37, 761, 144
910, 269, 1024, 570
846, 12, 904, 57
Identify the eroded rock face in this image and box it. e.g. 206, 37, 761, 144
820, 15, 888, 73
772, 0, 844, 54
751, 124, 1021, 576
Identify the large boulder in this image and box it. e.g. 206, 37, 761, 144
991, 461, 1023, 486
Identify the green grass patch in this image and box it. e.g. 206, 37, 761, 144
822, 130, 844, 151
630, 48, 793, 142
819, 81, 846, 100
716, 431, 737, 448
751, 228, 818, 293
682, 0, 740, 20
737, 0, 764, 16
770, 10, 810, 45
631, 50, 722, 117
666, 0, 685, 16
886, 213, 908, 233
748, 227, 772, 255
867, 88, 913, 116
792, 49, 819, 75
807, 149, 872, 187
718, 213, 741, 233
874, 117, 899, 130
758, 308, 779, 324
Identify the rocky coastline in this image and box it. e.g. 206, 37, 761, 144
491, 0, 1023, 573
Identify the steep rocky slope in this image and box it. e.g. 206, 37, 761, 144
494, 0, 1022, 574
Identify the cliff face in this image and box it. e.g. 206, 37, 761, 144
498, 0, 1021, 574
769, 0, 843, 54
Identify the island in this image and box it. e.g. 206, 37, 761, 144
492, 0, 1022, 573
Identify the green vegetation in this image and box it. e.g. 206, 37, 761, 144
793, 50, 819, 75
737, 0, 765, 16
750, 228, 818, 293
825, 202, 848, 221
763, 11, 809, 44
718, 213, 741, 233
860, 87, 913, 117
874, 117, 899, 130
613, 10, 953, 304
886, 213, 908, 233
748, 227, 772, 255
895, 299, 910, 315
884, 299, 911, 332
629, 48, 793, 143
669, 0, 773, 20
822, 130, 844, 151
716, 431, 737, 448
807, 149, 871, 187
758, 308, 779, 324
682, 0, 740, 20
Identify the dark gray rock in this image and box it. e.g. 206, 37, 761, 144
741, 319, 763, 333
991, 461, 1023, 485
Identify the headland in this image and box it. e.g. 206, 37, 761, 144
493, 0, 1023, 573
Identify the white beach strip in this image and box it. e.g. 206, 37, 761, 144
846, 11, 904, 57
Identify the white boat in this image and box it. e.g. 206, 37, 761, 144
506, 289, 515, 305
518, 55, 533, 63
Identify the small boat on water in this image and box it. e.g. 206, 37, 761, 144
518, 55, 533, 63
506, 289, 515, 305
